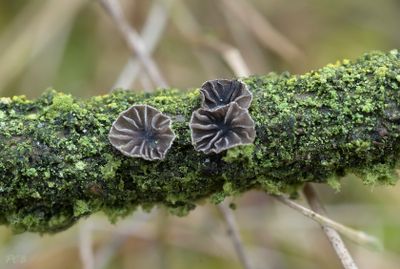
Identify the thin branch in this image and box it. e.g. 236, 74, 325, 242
113, 0, 172, 90
79, 221, 95, 269
99, 0, 168, 88
95, 212, 155, 269
171, 0, 250, 77
303, 184, 359, 269
222, 46, 251, 77
200, 40, 251, 77
272, 193, 380, 250
155, 209, 170, 269
138, 72, 154, 91
218, 202, 253, 269
0, 0, 86, 94
220, 0, 305, 63
219, 2, 272, 73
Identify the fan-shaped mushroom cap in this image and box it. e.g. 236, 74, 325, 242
108, 105, 175, 161
190, 102, 256, 154
200, 79, 252, 110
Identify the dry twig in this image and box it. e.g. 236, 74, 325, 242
302, 184, 359, 269
0, 0, 86, 94
79, 221, 95, 269
95, 212, 155, 269
99, 0, 168, 88
113, 0, 172, 90
218, 202, 253, 269
273, 193, 380, 249
220, 0, 305, 63
172, 0, 250, 77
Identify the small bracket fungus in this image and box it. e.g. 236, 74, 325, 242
108, 105, 175, 161
200, 79, 252, 110
190, 102, 256, 154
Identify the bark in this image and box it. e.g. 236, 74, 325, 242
0, 50, 399, 233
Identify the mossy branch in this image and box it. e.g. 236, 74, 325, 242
0, 50, 399, 234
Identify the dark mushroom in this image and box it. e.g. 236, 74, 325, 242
108, 105, 175, 160
200, 79, 252, 110
190, 102, 256, 154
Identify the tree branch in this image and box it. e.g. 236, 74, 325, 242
99, 0, 168, 88
112, 0, 172, 90
303, 184, 358, 269
218, 202, 253, 269
0, 50, 399, 234
272, 193, 380, 249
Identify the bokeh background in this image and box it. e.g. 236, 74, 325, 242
0, 0, 399, 268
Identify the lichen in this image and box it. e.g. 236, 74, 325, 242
0, 50, 399, 234
223, 145, 255, 165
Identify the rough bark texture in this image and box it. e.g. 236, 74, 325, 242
0, 50, 399, 233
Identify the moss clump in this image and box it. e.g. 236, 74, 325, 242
0, 50, 399, 234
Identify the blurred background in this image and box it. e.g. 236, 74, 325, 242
0, 0, 399, 268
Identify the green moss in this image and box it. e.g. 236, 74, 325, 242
73, 200, 91, 217
326, 175, 342, 192
44, 91, 81, 119
353, 163, 398, 185
25, 168, 38, 177
75, 161, 87, 170
223, 145, 255, 165
100, 154, 122, 180
0, 50, 399, 233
